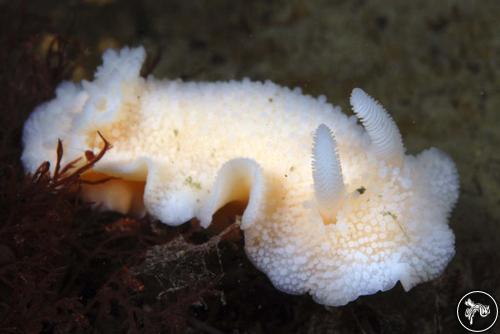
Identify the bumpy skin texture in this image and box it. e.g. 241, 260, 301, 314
21, 47, 459, 306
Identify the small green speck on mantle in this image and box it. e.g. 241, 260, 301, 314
382, 211, 397, 220
356, 186, 366, 194
184, 176, 202, 190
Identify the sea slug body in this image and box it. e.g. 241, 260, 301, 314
21, 46, 459, 306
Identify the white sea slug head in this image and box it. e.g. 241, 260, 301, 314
242, 87, 459, 306
20, 46, 459, 307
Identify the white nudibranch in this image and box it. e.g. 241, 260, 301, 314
21, 46, 459, 306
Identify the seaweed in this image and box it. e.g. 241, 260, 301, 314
0, 141, 225, 333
